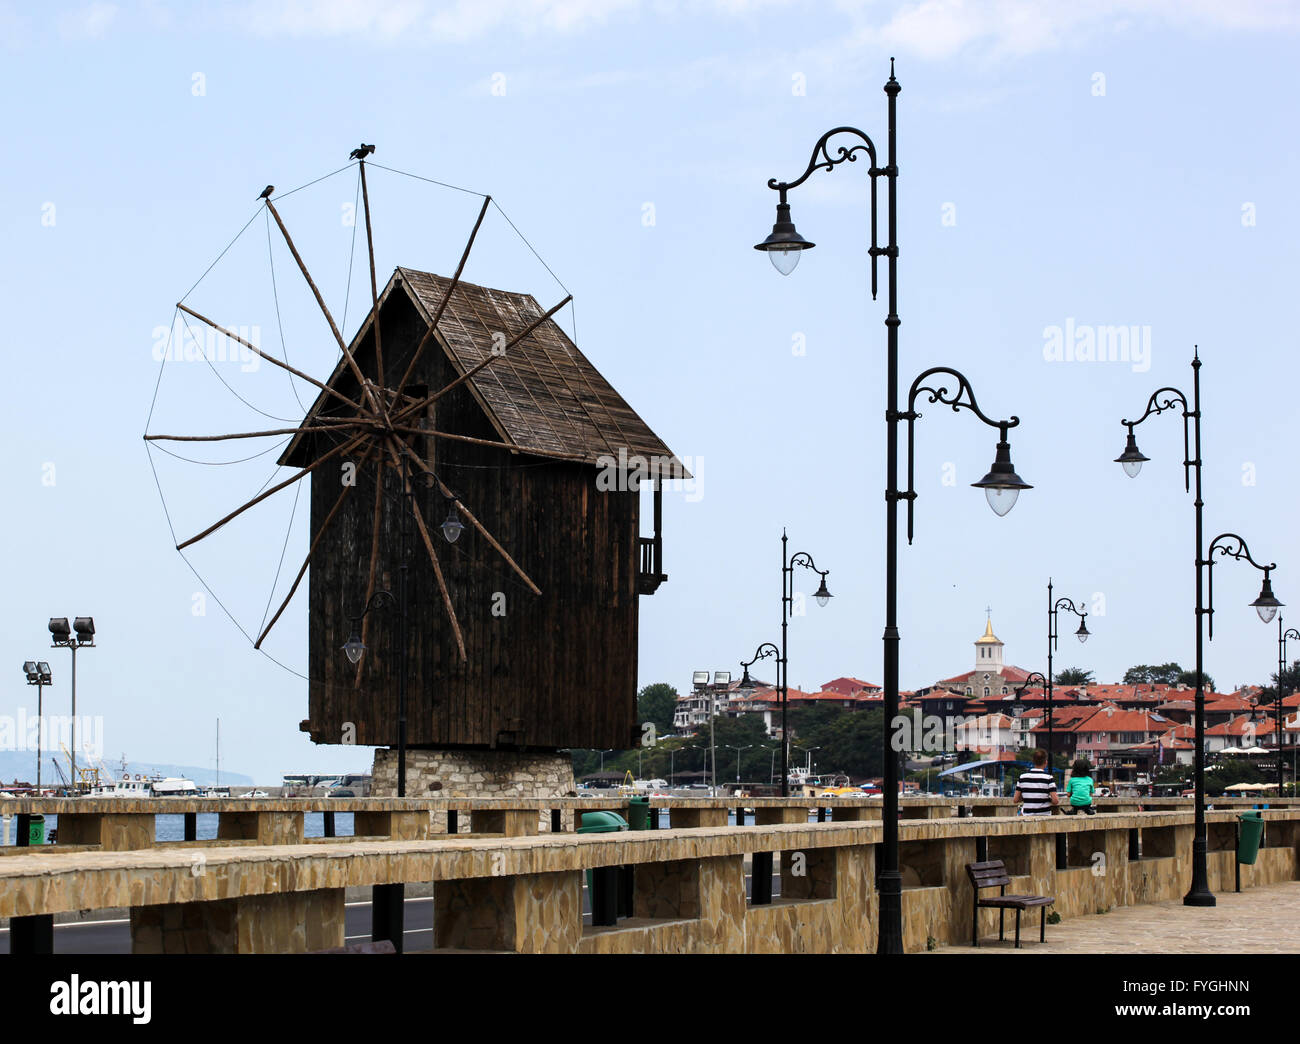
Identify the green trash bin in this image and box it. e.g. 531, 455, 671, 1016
28, 814, 45, 846
1237, 811, 1264, 866
577, 812, 628, 925
626, 796, 651, 831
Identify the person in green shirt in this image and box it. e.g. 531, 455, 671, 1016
1064, 758, 1097, 815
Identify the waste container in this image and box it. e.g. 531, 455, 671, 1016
576, 811, 628, 834
626, 796, 651, 831
1237, 811, 1264, 866
577, 812, 628, 926
27, 814, 45, 846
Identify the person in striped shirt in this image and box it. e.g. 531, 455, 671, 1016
1014, 749, 1058, 815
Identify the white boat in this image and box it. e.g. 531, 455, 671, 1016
87, 775, 153, 798
151, 777, 200, 797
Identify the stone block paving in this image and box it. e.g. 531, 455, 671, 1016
936, 881, 1300, 954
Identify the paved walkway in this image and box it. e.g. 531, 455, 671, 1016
936, 882, 1300, 953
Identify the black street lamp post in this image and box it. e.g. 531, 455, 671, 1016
1046, 581, 1091, 770
766, 533, 831, 798
755, 61, 1030, 952
1011, 671, 1048, 751
1116, 351, 1282, 907
1278, 621, 1299, 792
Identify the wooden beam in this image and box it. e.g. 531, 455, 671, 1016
254, 481, 352, 648
391, 439, 541, 596
176, 303, 365, 415
396, 195, 491, 394
264, 198, 378, 414
145, 423, 364, 443
354, 460, 387, 688
387, 424, 582, 464
358, 159, 384, 394
385, 438, 467, 662
177, 431, 368, 551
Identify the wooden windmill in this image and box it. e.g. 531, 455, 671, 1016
147, 149, 687, 752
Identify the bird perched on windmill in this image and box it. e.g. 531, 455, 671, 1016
350, 143, 376, 160
258, 185, 274, 200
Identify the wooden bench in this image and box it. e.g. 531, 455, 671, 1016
966, 859, 1054, 948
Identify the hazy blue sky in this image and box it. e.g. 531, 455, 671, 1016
3, 1, 1298, 782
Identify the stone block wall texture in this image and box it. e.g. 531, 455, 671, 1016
131, 889, 344, 954
372, 749, 575, 832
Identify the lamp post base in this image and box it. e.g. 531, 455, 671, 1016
876, 870, 905, 954
1183, 838, 1216, 907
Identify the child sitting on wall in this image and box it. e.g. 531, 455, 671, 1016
1064, 758, 1097, 815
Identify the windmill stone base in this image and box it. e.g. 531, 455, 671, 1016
370, 749, 575, 803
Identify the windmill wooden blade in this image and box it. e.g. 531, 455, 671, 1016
390, 438, 541, 596
354, 459, 386, 687
358, 160, 384, 392
396, 194, 491, 394
176, 303, 366, 415
385, 438, 466, 661
264, 198, 378, 414
254, 481, 352, 648
146, 423, 362, 443
177, 430, 367, 550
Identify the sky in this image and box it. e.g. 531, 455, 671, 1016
2, 1, 1298, 784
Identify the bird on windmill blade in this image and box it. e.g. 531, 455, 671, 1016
258, 185, 274, 200
350, 144, 375, 160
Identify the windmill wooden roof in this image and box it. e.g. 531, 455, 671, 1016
279, 267, 688, 477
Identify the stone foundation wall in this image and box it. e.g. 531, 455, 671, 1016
371, 749, 575, 808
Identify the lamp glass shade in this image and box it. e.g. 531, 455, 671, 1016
984, 486, 1019, 517
441, 507, 465, 544
1075, 619, 1090, 643
813, 578, 832, 608
769, 248, 801, 276
1252, 577, 1283, 624
754, 200, 814, 277
971, 439, 1031, 517
1115, 431, 1149, 479
22, 661, 37, 676
342, 633, 365, 664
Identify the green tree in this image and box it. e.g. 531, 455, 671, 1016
1055, 667, 1095, 685
637, 682, 679, 739
1176, 670, 1216, 692
1123, 662, 1185, 685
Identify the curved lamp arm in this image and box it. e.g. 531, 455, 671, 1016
901, 366, 1026, 543
740, 642, 782, 690
762, 126, 884, 297
1118, 385, 1194, 491
1204, 533, 1281, 638
1052, 597, 1090, 649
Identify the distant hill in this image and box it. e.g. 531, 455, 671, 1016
0, 752, 252, 787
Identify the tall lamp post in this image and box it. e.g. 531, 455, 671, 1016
779, 533, 830, 797
741, 642, 781, 788
754, 60, 1031, 952
1046, 582, 1091, 772
48, 617, 94, 792
1278, 620, 1299, 792
726, 744, 753, 784
1115, 352, 1282, 906
22, 662, 52, 792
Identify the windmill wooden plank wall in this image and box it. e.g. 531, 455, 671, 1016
282, 269, 685, 751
